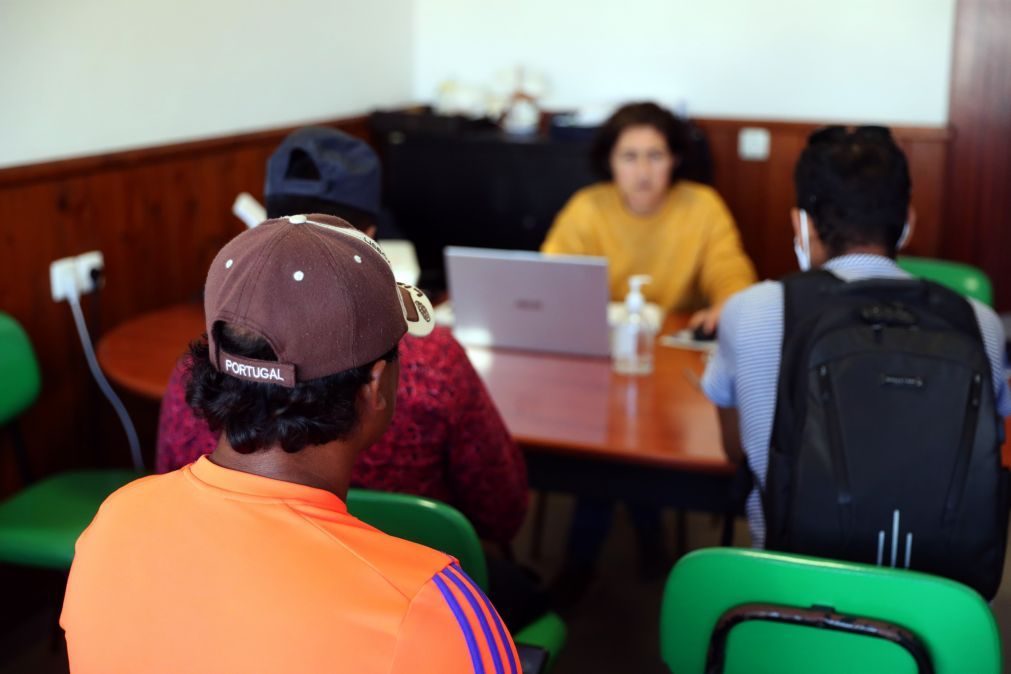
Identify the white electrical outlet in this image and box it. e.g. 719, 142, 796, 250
50, 256, 78, 302
738, 127, 771, 161
50, 250, 105, 302
75, 250, 105, 295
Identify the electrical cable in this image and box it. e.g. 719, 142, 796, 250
67, 289, 145, 473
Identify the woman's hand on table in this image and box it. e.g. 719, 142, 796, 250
687, 302, 724, 338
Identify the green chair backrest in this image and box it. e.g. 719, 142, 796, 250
0, 313, 41, 426
897, 256, 994, 306
346, 488, 489, 590
661, 548, 1000, 674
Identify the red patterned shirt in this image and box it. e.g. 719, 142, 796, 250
156, 328, 528, 542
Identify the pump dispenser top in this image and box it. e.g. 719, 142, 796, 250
625, 274, 651, 313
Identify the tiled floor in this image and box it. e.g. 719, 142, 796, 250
3, 496, 1011, 673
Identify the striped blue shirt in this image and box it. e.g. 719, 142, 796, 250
702, 254, 1011, 547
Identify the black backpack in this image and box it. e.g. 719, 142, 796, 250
764, 269, 1009, 598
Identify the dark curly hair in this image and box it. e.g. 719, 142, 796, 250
185, 322, 398, 454
795, 126, 910, 258
590, 102, 691, 183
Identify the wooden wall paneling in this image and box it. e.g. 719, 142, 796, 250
761, 130, 808, 280
702, 123, 772, 279
695, 119, 950, 282
698, 119, 770, 279
736, 143, 776, 276
897, 138, 945, 259
696, 120, 802, 280
945, 0, 1011, 310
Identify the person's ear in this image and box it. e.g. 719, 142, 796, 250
359, 359, 390, 412
790, 207, 802, 240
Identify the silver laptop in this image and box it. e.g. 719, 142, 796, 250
445, 247, 610, 357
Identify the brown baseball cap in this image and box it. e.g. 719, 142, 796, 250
204, 213, 434, 387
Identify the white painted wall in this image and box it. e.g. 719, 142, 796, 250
0, 0, 415, 168
413, 0, 956, 126
0, 0, 956, 168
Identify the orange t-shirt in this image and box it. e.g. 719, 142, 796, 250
61, 457, 519, 674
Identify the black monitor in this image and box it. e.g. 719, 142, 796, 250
372, 117, 597, 291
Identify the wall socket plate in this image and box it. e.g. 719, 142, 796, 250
50, 250, 105, 302
49, 257, 77, 302
738, 127, 771, 161
75, 251, 105, 294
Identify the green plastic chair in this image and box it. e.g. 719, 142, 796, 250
347, 488, 567, 669
661, 548, 1000, 674
0, 312, 138, 570
897, 256, 994, 306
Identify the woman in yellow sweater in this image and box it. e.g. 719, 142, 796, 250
545, 104, 758, 603
542, 102, 757, 332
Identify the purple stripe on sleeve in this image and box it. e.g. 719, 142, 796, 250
448, 563, 519, 674
444, 564, 505, 674
433, 571, 485, 674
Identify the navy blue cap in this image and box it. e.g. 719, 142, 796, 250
265, 127, 381, 217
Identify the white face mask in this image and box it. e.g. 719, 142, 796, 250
896, 221, 911, 251
794, 210, 812, 271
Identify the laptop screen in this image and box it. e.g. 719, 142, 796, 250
445, 247, 611, 358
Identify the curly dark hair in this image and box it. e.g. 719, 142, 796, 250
185, 322, 398, 454
590, 102, 691, 183
795, 126, 911, 258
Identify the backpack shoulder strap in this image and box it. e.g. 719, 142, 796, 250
780, 269, 844, 348
771, 271, 843, 456
918, 279, 983, 341
772, 270, 850, 462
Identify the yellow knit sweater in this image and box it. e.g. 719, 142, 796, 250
541, 181, 757, 313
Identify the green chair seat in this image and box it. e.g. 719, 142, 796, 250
347, 488, 567, 669
0, 469, 140, 569
661, 548, 1000, 674
897, 256, 994, 306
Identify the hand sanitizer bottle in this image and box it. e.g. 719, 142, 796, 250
612, 275, 656, 375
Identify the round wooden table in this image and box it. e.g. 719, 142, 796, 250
97, 303, 728, 468
97, 303, 205, 400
